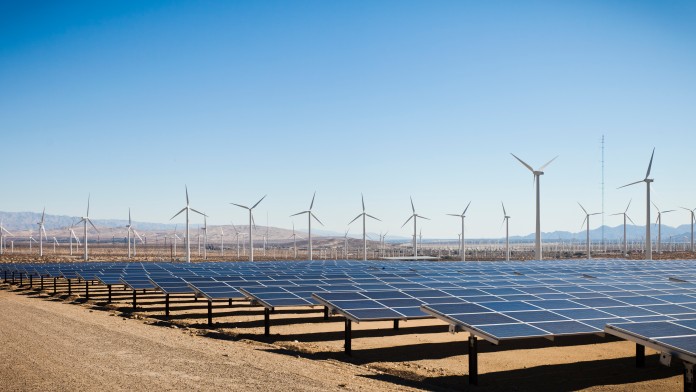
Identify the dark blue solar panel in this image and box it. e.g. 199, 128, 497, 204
580, 318, 628, 329
451, 313, 519, 326
675, 319, 696, 330
572, 298, 628, 307
315, 292, 366, 301
531, 320, 599, 334
426, 303, 492, 315
640, 304, 694, 315
502, 310, 569, 322
526, 299, 586, 310
393, 307, 429, 317
346, 308, 403, 320
377, 298, 423, 308
553, 308, 614, 320
475, 323, 549, 339
615, 296, 667, 306
600, 306, 657, 318
659, 336, 696, 355
362, 290, 411, 300
480, 301, 540, 312
331, 299, 382, 310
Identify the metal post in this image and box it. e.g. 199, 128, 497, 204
29, 275, 33, 288
132, 290, 137, 309
228, 299, 232, 307
68, 279, 71, 295
393, 320, 399, 330
19, 272, 22, 287
53, 277, 57, 295
636, 343, 645, 368
685, 362, 695, 392
108, 285, 112, 303
345, 319, 352, 356
85, 281, 89, 300
207, 300, 212, 327
469, 334, 478, 385
264, 307, 270, 336
40, 276, 44, 291
323, 306, 329, 320
165, 293, 170, 320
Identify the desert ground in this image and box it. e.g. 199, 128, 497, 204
1, 263, 688, 392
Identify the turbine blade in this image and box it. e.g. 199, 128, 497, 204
311, 212, 324, 226
410, 196, 415, 213
578, 202, 588, 215
309, 191, 316, 210
510, 153, 534, 172
230, 202, 250, 210
170, 207, 187, 220
539, 155, 559, 171
417, 215, 431, 220
190, 208, 207, 217
290, 211, 308, 217
365, 213, 381, 221
87, 218, 99, 233
129, 208, 131, 225
463, 200, 472, 215
625, 199, 632, 213
501, 202, 506, 216
626, 215, 636, 225
252, 195, 267, 209
581, 216, 587, 229
446, 214, 460, 217
401, 215, 414, 228
348, 214, 362, 225
361, 193, 365, 211
645, 147, 655, 179
86, 194, 91, 216
618, 180, 643, 189
185, 185, 189, 205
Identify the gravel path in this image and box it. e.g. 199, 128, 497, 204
0, 289, 421, 391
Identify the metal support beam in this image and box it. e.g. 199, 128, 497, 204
207, 300, 212, 327
67, 279, 71, 295
685, 362, 695, 392
636, 343, 645, 368
40, 276, 44, 291
29, 275, 33, 288
469, 334, 478, 385
264, 308, 270, 336
323, 306, 329, 320
107, 285, 112, 303
393, 320, 399, 330
85, 281, 89, 300
132, 290, 137, 310
345, 319, 352, 356
165, 293, 170, 320
53, 277, 56, 295
228, 299, 232, 307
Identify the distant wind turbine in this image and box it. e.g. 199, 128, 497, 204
52, 237, 59, 253
578, 203, 601, 259
348, 194, 381, 261
231, 195, 266, 261
0, 220, 12, 255
618, 148, 655, 260
501, 202, 510, 261
170, 186, 207, 263
290, 192, 323, 261
610, 200, 635, 257
289, 222, 303, 259
681, 206, 696, 253
220, 227, 224, 257
76, 195, 99, 261
401, 197, 429, 257
126, 209, 143, 259
171, 225, 182, 257
37, 208, 48, 257
202, 216, 208, 260
230, 221, 242, 258
511, 153, 558, 260
447, 201, 471, 261
652, 202, 675, 254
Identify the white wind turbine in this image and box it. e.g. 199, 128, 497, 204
126, 209, 143, 259
343, 228, 350, 259
171, 226, 182, 257
348, 194, 381, 261
231, 195, 266, 262
230, 221, 243, 258
202, 216, 208, 260
29, 230, 38, 252
401, 197, 429, 258
618, 148, 655, 260
220, 227, 224, 257
69, 226, 81, 256
681, 206, 696, 253
511, 153, 558, 260
447, 201, 471, 262
578, 203, 601, 260
52, 237, 59, 253
76, 195, 99, 261
0, 220, 12, 255
170, 186, 207, 263
37, 208, 48, 257
611, 200, 636, 257
290, 192, 324, 261
501, 202, 511, 261
652, 202, 675, 254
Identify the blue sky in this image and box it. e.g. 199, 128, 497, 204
1, 1, 695, 238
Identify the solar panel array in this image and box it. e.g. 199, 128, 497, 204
4, 259, 696, 344
605, 319, 696, 363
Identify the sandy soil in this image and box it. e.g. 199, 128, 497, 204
0, 276, 688, 391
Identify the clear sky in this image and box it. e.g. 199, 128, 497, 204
1, 0, 695, 239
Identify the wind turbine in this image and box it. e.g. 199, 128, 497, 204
52, 237, 59, 253
290, 192, 323, 261
76, 195, 99, 261
289, 222, 303, 260
511, 153, 558, 260
126, 209, 143, 259
681, 206, 696, 253
401, 197, 429, 258
220, 227, 224, 257
501, 202, 510, 261
37, 208, 47, 257
69, 226, 80, 256
202, 216, 208, 260
611, 200, 636, 257
447, 201, 471, 261
28, 230, 38, 252
348, 194, 381, 261
0, 220, 12, 255
171, 226, 182, 257
618, 148, 655, 260
652, 202, 675, 254
231, 195, 266, 261
230, 221, 242, 258
578, 203, 601, 259
170, 186, 206, 263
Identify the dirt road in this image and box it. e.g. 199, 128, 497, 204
0, 288, 421, 391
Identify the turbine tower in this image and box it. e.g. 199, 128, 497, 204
681, 207, 696, 253
501, 202, 510, 261
401, 197, 429, 258
37, 208, 48, 257
76, 195, 98, 261
0, 221, 12, 255
290, 192, 324, 261
126, 209, 143, 259
447, 201, 471, 261
511, 153, 558, 260
289, 222, 303, 259
618, 148, 655, 260
170, 186, 206, 263
611, 200, 635, 257
652, 202, 675, 254
231, 195, 266, 262
578, 203, 601, 259
348, 194, 381, 261
69, 226, 80, 256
